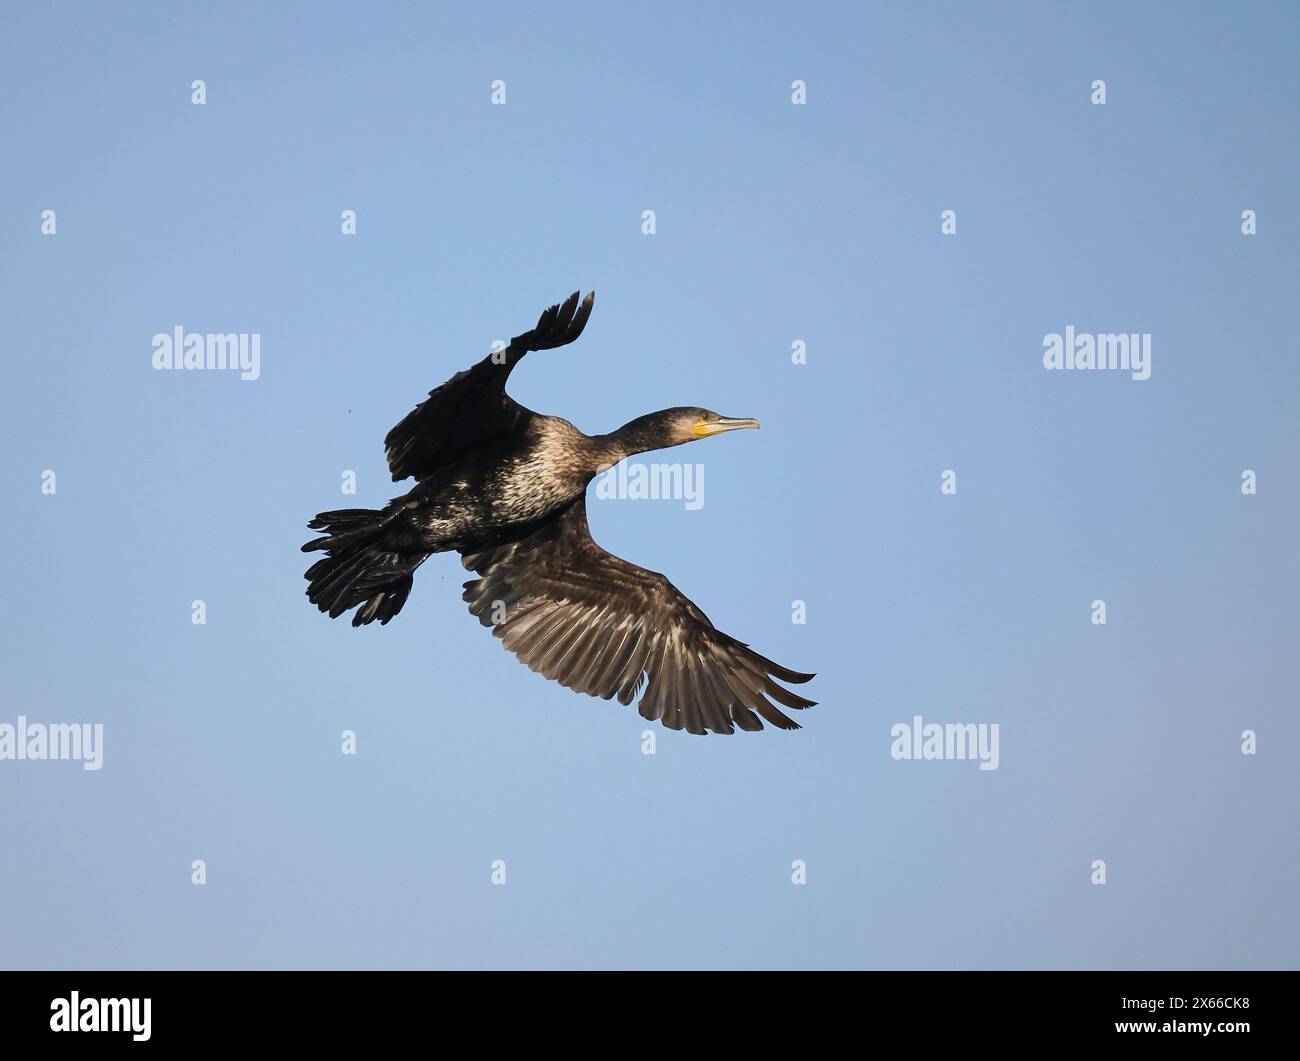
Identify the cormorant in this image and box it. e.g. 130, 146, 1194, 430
302, 292, 816, 734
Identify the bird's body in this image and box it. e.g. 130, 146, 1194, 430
303, 292, 817, 734
385, 416, 598, 552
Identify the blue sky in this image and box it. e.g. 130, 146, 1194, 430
1, 1, 1297, 969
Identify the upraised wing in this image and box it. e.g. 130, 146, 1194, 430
384, 291, 595, 482
460, 497, 816, 734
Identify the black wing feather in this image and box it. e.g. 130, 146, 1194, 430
384, 291, 595, 482
460, 496, 816, 734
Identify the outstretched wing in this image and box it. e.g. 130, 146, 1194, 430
384, 291, 595, 483
460, 497, 816, 734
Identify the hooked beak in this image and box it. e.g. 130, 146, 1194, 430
693, 416, 761, 438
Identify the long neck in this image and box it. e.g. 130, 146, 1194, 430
591, 413, 678, 467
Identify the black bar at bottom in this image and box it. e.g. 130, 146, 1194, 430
0, 970, 1287, 1046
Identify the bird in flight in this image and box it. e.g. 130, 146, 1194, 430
302, 292, 816, 733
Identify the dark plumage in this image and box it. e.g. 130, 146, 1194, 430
302, 292, 816, 733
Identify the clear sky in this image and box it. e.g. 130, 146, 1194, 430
2, 1, 1297, 969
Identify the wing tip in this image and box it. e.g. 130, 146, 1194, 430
769, 664, 816, 684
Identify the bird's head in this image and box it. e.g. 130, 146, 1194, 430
613, 407, 761, 455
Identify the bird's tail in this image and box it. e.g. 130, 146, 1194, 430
301, 508, 427, 627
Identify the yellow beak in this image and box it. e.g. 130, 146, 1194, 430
693, 417, 761, 438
